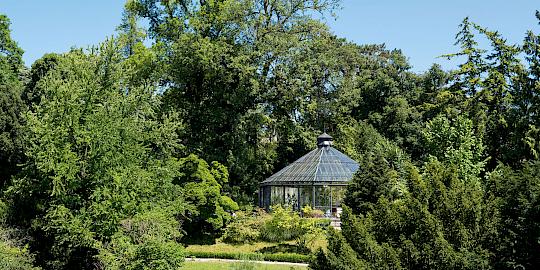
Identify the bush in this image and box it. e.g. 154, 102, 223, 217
0, 200, 7, 223
0, 242, 40, 270
98, 208, 185, 270
261, 205, 326, 249
260, 205, 302, 242
0, 227, 40, 270
221, 209, 270, 244
263, 253, 311, 263
306, 218, 331, 228
221, 205, 328, 250
185, 250, 238, 260
0, 204, 40, 270
301, 206, 324, 218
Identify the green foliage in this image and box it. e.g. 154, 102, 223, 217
178, 154, 239, 238
443, 16, 536, 169
98, 207, 185, 270
126, 0, 348, 201
262, 253, 311, 264
443, 17, 487, 96
486, 161, 540, 269
0, 14, 23, 69
340, 121, 409, 215
0, 13, 25, 189
185, 250, 310, 264
261, 206, 325, 250
316, 13, 540, 268
221, 209, 270, 244
3, 4, 540, 270
301, 205, 323, 218
0, 203, 40, 270
0, 237, 40, 270
261, 206, 303, 243
311, 229, 364, 270
4, 40, 188, 269
318, 112, 497, 269
424, 115, 486, 180
316, 160, 498, 269
23, 53, 61, 106
221, 206, 326, 252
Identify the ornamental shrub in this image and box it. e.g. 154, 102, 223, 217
301, 205, 324, 218
261, 205, 326, 249
221, 209, 270, 244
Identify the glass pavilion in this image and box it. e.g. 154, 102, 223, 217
259, 133, 359, 217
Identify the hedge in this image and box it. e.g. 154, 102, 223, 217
263, 253, 311, 263
185, 250, 311, 263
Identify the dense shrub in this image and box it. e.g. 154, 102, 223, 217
301, 206, 324, 218
221, 209, 270, 244
0, 200, 40, 270
0, 229, 40, 270
98, 207, 185, 270
260, 206, 303, 242
178, 154, 239, 239
261, 205, 326, 249
314, 156, 498, 269
222, 206, 328, 249
0, 240, 40, 270
263, 253, 311, 263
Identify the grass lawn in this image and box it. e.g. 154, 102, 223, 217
181, 261, 308, 270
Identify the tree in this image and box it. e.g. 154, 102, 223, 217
486, 162, 540, 269
315, 115, 498, 269
0, 14, 25, 189
444, 17, 487, 97
473, 25, 522, 168
314, 160, 498, 270
423, 115, 485, 180
117, 0, 146, 57
338, 120, 409, 215
23, 53, 61, 107
517, 11, 540, 163
5, 40, 187, 269
175, 154, 238, 241
126, 0, 347, 201
444, 16, 535, 168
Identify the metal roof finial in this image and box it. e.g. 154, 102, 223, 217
317, 132, 333, 147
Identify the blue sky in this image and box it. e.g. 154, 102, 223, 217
2, 1, 539, 72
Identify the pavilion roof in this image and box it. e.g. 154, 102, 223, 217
261, 137, 359, 186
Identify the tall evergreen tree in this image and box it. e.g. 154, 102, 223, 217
314, 116, 498, 270
486, 162, 540, 269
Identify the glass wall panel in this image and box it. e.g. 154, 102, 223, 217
271, 186, 284, 205
331, 186, 346, 207
284, 187, 299, 210
315, 186, 331, 215
300, 186, 313, 208
263, 186, 271, 209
